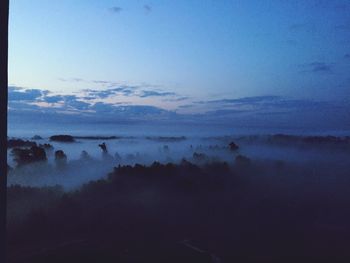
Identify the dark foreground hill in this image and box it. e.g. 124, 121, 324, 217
7, 160, 350, 263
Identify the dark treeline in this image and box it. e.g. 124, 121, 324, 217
7, 157, 350, 262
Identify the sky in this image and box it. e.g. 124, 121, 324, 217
7, 0, 350, 130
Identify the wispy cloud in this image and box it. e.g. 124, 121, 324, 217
308, 62, 333, 73
139, 90, 176, 98
189, 95, 336, 116
143, 4, 152, 13
197, 96, 281, 105
299, 62, 333, 73
92, 80, 118, 86
177, 104, 193, 109
109, 6, 123, 14
82, 85, 181, 100
163, 96, 189, 102
58, 77, 84, 82
84, 86, 137, 99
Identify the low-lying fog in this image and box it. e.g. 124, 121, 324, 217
7, 132, 350, 190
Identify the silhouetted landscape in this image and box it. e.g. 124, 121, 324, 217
6, 133, 350, 262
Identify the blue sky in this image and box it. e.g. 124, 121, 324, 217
7, 0, 350, 129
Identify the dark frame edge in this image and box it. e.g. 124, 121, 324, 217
0, 0, 9, 262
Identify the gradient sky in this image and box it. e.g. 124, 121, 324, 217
7, 0, 350, 121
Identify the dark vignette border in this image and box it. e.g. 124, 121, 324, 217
0, 0, 9, 262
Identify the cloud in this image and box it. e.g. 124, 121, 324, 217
36, 94, 90, 111
143, 5, 152, 13
55, 79, 161, 98
139, 90, 176, 98
8, 87, 46, 101
190, 95, 337, 117
84, 89, 116, 99
163, 96, 189, 102
8, 101, 41, 111
8, 89, 83, 111
92, 80, 118, 86
204, 109, 249, 116
177, 104, 193, 109
261, 98, 329, 110
84, 86, 137, 99
308, 62, 332, 73
59, 77, 121, 87
187, 96, 350, 130
9, 84, 183, 115
8, 86, 22, 91
7, 85, 181, 120
109, 7, 122, 13
8, 87, 350, 130
43, 95, 65, 103
112, 105, 170, 116
89, 102, 115, 113
64, 97, 90, 111
58, 77, 84, 82
300, 62, 333, 73
83, 86, 179, 99
116, 87, 137, 96
199, 96, 281, 105
9, 86, 337, 120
